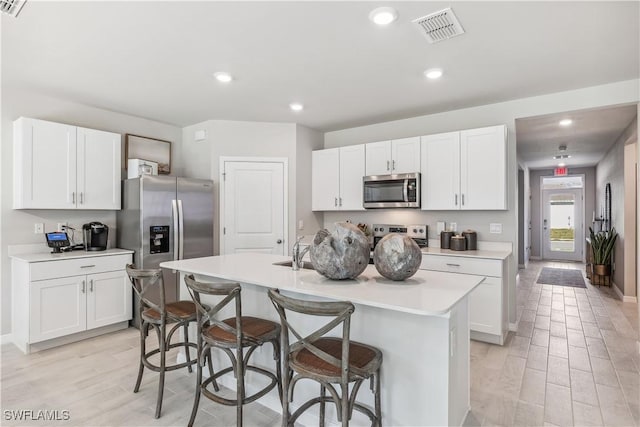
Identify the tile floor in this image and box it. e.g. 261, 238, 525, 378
1, 260, 638, 426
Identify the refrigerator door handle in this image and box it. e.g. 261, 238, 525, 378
177, 199, 184, 260
171, 199, 179, 266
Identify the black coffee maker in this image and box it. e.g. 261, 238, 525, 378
83, 222, 109, 251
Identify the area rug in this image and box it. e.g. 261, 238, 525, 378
536, 267, 586, 288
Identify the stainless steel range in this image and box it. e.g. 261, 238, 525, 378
370, 223, 428, 263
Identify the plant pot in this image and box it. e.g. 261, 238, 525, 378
593, 264, 611, 276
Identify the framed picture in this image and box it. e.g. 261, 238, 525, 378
125, 134, 171, 174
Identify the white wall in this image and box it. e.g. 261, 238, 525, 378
295, 124, 325, 239
324, 79, 640, 327
1, 87, 183, 335
596, 116, 637, 295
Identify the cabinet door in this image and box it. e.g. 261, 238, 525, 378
77, 127, 121, 210
338, 144, 365, 210
86, 271, 132, 330
365, 140, 392, 175
460, 125, 507, 210
13, 118, 77, 209
468, 277, 502, 335
312, 148, 340, 211
421, 132, 460, 210
30, 276, 87, 342
391, 137, 421, 174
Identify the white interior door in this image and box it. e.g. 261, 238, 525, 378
542, 188, 584, 261
222, 160, 286, 255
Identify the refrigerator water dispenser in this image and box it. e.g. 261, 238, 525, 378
150, 225, 170, 254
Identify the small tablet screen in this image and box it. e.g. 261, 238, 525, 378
46, 232, 68, 242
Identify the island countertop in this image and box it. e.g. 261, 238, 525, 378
160, 252, 484, 316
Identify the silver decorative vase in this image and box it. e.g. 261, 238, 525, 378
310, 223, 370, 280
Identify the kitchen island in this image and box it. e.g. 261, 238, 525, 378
161, 253, 484, 426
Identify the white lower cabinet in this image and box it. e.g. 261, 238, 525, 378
421, 254, 507, 344
12, 252, 132, 353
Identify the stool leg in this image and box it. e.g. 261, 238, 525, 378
184, 323, 193, 373
134, 322, 147, 393
319, 385, 326, 427
340, 383, 349, 427
281, 368, 290, 427
188, 348, 203, 427
206, 348, 220, 392
272, 339, 283, 403
155, 323, 166, 419
374, 371, 381, 427
236, 347, 245, 427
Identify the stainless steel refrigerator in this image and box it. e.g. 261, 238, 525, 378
117, 175, 214, 327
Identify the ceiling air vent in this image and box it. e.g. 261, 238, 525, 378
413, 8, 465, 44
0, 0, 26, 17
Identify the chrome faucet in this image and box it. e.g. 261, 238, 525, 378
292, 236, 310, 270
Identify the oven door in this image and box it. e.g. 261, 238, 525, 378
363, 173, 420, 208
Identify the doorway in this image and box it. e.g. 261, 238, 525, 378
541, 176, 584, 261
220, 157, 288, 255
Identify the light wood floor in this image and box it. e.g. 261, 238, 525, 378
1, 260, 638, 427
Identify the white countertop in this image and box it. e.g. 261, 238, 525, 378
421, 247, 511, 260
10, 248, 133, 263
161, 253, 484, 316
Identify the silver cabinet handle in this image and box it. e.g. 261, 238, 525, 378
89, 279, 94, 292
72, 192, 76, 204
80, 265, 95, 268
462, 194, 465, 206
339, 197, 342, 207
446, 263, 461, 267
392, 160, 396, 170
334, 197, 338, 207
80, 192, 83, 204
81, 280, 86, 293
455, 194, 458, 206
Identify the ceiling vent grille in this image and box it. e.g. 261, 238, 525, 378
413, 8, 465, 44
0, 0, 26, 17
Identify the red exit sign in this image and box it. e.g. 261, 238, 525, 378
554, 167, 568, 176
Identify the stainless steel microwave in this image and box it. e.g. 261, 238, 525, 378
363, 173, 420, 208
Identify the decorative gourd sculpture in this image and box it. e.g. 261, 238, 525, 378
310, 223, 370, 280
373, 234, 422, 281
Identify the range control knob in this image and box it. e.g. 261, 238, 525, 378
374, 228, 379, 232
419, 229, 424, 233
380, 228, 384, 232
413, 228, 417, 233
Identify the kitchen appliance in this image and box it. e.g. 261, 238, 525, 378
82, 222, 109, 251
371, 224, 428, 263
46, 231, 71, 253
462, 230, 477, 250
127, 158, 158, 179
440, 231, 454, 249
363, 173, 420, 208
117, 175, 214, 328
450, 235, 467, 251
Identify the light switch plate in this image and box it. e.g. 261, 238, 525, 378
490, 223, 502, 234
436, 221, 446, 234
34, 223, 44, 234
450, 222, 457, 232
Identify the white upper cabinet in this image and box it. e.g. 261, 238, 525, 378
365, 138, 420, 175
13, 117, 121, 210
421, 132, 460, 210
421, 125, 506, 211
312, 144, 365, 211
460, 125, 507, 210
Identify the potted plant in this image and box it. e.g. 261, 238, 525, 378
589, 227, 618, 277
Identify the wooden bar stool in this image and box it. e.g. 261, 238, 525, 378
268, 289, 383, 427
184, 274, 282, 427
126, 265, 199, 418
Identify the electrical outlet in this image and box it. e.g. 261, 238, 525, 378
34, 223, 44, 234
450, 222, 457, 232
57, 222, 68, 231
490, 223, 503, 234
436, 221, 446, 234
298, 220, 304, 230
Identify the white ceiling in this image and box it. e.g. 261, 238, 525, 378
516, 104, 637, 170
2, 1, 638, 133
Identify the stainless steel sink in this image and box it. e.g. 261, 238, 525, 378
272, 260, 315, 270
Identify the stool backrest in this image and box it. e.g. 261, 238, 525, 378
126, 264, 165, 316
184, 275, 256, 346
268, 289, 362, 381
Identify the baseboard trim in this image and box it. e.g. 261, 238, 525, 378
0, 333, 13, 345
611, 282, 625, 301
509, 322, 518, 332
530, 256, 542, 260
622, 295, 638, 303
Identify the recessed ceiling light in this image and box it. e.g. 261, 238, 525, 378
369, 7, 398, 25
289, 103, 304, 112
559, 119, 572, 126
213, 72, 233, 83
558, 163, 566, 167
424, 68, 443, 79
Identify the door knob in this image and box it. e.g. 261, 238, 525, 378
276, 239, 283, 244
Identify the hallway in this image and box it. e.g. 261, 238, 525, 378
468, 260, 639, 426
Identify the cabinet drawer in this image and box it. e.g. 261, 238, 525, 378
420, 255, 501, 277
30, 254, 131, 281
